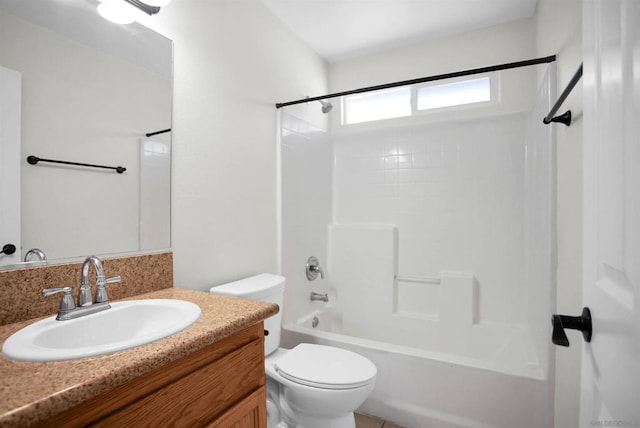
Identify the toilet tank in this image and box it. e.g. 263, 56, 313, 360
210, 273, 285, 356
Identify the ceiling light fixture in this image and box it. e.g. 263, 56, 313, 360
97, 0, 168, 25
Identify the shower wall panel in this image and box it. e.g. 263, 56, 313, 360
280, 112, 332, 325
523, 65, 556, 372
333, 115, 528, 326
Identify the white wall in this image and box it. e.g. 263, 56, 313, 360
147, 0, 328, 290
330, 18, 536, 90
534, 1, 583, 427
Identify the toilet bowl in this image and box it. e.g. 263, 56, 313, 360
266, 346, 376, 427
211, 274, 376, 428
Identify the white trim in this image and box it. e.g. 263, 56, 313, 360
0, 66, 22, 266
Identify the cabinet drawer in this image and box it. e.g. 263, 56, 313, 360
99, 337, 264, 426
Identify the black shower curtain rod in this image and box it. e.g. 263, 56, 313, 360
275, 55, 556, 109
543, 62, 583, 126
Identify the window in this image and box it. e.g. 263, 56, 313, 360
341, 74, 496, 125
342, 87, 411, 125
417, 77, 491, 111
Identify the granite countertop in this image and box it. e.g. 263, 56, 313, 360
0, 288, 279, 427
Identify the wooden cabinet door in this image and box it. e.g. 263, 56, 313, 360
207, 387, 267, 428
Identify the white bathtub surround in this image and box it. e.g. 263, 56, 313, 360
395, 272, 480, 324
332, 114, 528, 328
522, 65, 557, 377
327, 224, 519, 369
280, 112, 333, 325
439, 272, 478, 327
327, 113, 549, 377
320, 226, 542, 378
280, 65, 556, 427
328, 224, 397, 337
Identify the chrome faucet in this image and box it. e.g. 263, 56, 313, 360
24, 248, 46, 262
79, 255, 121, 306
310, 291, 329, 302
80, 255, 104, 306
42, 255, 121, 320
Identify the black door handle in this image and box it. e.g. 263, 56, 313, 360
551, 307, 592, 347
1, 244, 16, 256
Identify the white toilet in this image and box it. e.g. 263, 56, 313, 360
210, 273, 377, 428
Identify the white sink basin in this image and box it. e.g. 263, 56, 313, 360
2, 299, 201, 362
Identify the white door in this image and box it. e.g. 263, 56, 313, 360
581, 0, 640, 426
0, 66, 21, 266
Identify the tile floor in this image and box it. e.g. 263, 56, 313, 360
355, 413, 406, 428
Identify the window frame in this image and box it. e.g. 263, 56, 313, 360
412, 72, 499, 115
340, 72, 500, 126
340, 86, 412, 125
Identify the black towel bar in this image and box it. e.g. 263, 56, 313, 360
145, 128, 171, 137
27, 155, 126, 174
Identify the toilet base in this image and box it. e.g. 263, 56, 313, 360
267, 376, 358, 428
279, 395, 355, 428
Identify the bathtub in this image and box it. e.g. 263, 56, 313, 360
281, 307, 554, 428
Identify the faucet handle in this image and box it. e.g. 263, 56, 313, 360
96, 276, 121, 303
105, 275, 121, 284
306, 256, 325, 281
42, 286, 76, 313
42, 286, 72, 297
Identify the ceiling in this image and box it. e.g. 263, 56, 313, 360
260, 0, 539, 63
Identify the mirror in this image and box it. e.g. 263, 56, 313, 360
0, 0, 172, 269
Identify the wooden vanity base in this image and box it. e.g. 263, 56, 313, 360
44, 323, 266, 428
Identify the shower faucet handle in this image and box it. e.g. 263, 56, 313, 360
306, 256, 324, 281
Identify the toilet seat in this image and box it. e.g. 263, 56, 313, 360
274, 343, 377, 390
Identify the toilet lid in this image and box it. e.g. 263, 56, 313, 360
275, 343, 377, 390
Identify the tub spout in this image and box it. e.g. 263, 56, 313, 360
310, 291, 329, 302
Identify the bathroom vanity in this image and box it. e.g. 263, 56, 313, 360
0, 287, 278, 427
